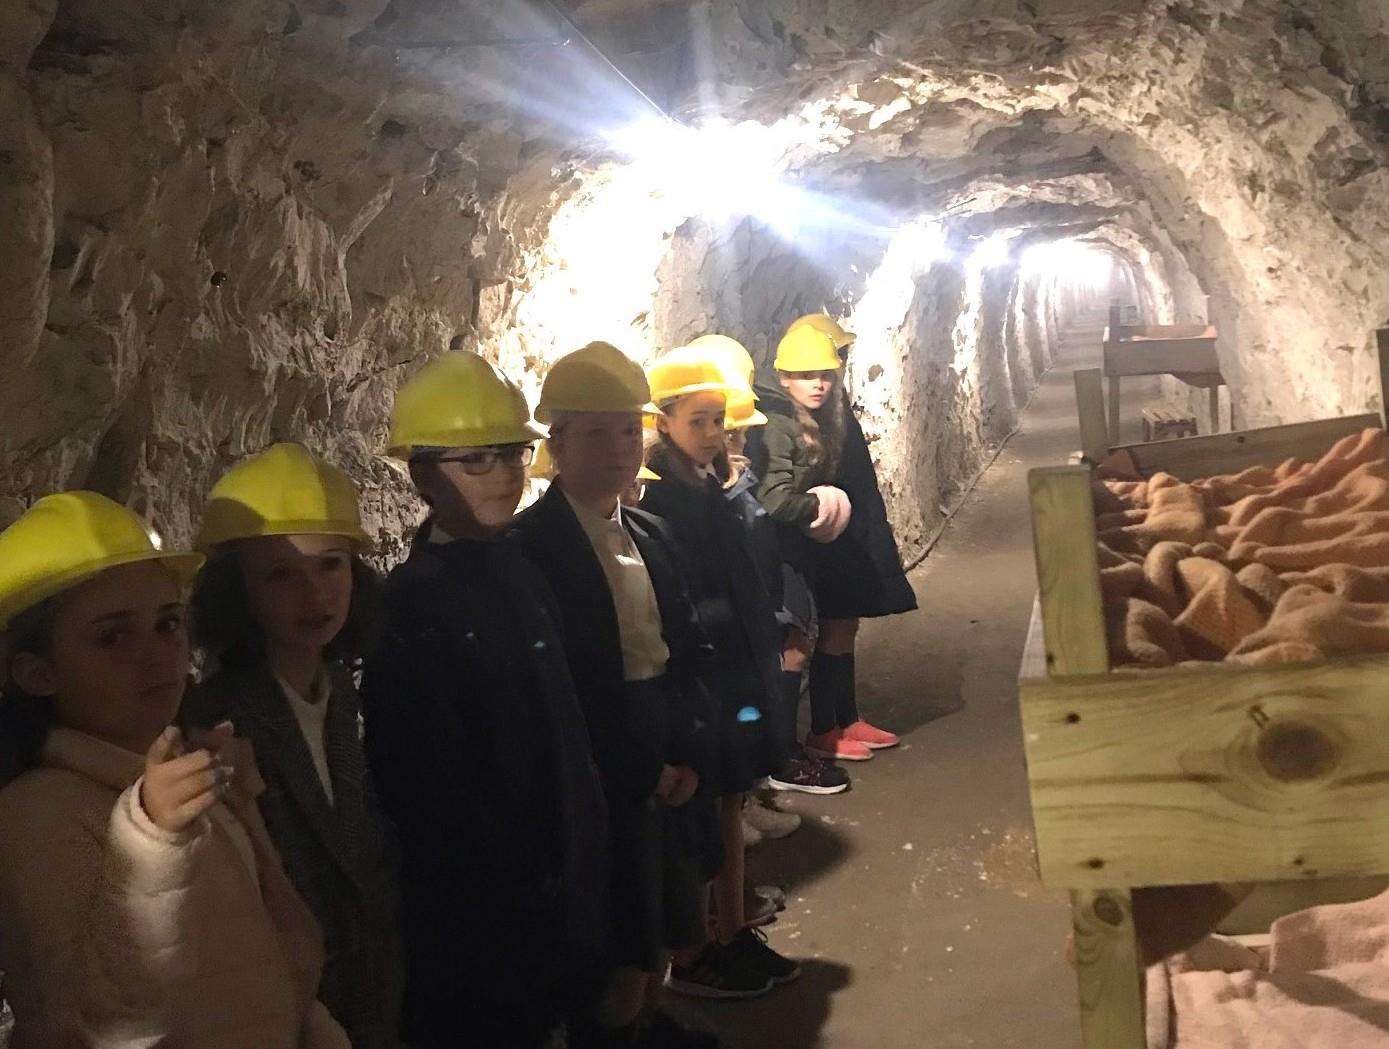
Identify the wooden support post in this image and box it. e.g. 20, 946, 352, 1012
1074, 369, 1109, 463
1028, 468, 1144, 1049
1108, 376, 1121, 445
1108, 302, 1122, 340
1071, 889, 1146, 1049
1208, 385, 1221, 435
1376, 329, 1388, 430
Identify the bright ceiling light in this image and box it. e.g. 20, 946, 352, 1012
967, 234, 1014, 273
1020, 241, 1113, 287
606, 117, 794, 223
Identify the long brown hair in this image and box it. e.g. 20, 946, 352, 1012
781, 373, 845, 477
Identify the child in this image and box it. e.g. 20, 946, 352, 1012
512, 341, 721, 1045
746, 324, 880, 762
0, 491, 348, 1047
784, 314, 909, 755
361, 353, 610, 1049
640, 347, 801, 998
183, 442, 404, 1049
693, 334, 851, 799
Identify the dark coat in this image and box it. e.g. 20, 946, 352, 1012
510, 482, 717, 798
816, 394, 919, 619
744, 383, 835, 578
181, 663, 404, 1049
360, 531, 610, 1033
723, 459, 814, 634
639, 446, 785, 790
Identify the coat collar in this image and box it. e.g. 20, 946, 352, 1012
42, 727, 142, 792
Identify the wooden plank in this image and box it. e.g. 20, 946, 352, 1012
1027, 467, 1108, 677
1127, 323, 1216, 341
1071, 889, 1146, 1049
1019, 595, 1048, 681
1108, 376, 1121, 445
1073, 369, 1110, 463
1208, 385, 1221, 434
1118, 413, 1379, 480
1104, 338, 1220, 377
1217, 876, 1389, 935
1019, 652, 1389, 889
1108, 302, 1122, 342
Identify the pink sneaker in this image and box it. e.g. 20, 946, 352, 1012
804, 729, 873, 762
841, 720, 900, 750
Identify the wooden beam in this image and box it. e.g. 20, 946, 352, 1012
1103, 338, 1220, 377
1073, 368, 1110, 462
1208, 385, 1221, 435
1020, 652, 1389, 889
1108, 376, 1121, 445
1108, 302, 1122, 343
1027, 467, 1108, 677
1116, 413, 1379, 480
1071, 889, 1146, 1049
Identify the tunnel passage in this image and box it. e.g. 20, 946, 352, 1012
2, 0, 1388, 556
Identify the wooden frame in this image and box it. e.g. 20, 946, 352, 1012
1101, 302, 1224, 444
1021, 328, 1389, 1048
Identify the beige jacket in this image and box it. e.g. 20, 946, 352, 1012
0, 726, 351, 1049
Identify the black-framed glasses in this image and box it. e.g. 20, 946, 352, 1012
430, 444, 535, 476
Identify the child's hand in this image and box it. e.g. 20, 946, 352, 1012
140, 726, 232, 833
665, 765, 699, 808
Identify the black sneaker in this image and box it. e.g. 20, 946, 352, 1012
725, 927, 801, 985
766, 754, 850, 795
665, 942, 773, 1000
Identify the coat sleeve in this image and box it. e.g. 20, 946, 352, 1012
755, 421, 821, 526
0, 776, 212, 1046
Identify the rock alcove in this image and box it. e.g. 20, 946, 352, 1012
3, 0, 1388, 561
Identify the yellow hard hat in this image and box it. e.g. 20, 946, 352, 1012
388, 353, 545, 458
774, 325, 843, 372
196, 443, 368, 552
788, 313, 855, 350
0, 492, 204, 630
725, 388, 768, 430
648, 349, 733, 407
535, 342, 657, 422
686, 334, 755, 386
637, 465, 661, 482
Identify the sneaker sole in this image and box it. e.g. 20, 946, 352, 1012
664, 974, 774, 1001
804, 745, 873, 762
853, 738, 900, 750
765, 778, 850, 795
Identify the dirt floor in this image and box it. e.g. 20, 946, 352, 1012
669, 314, 1164, 1049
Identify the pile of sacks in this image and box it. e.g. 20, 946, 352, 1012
1092, 428, 1389, 668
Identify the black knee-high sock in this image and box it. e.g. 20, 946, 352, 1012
807, 651, 843, 736
780, 671, 803, 758
833, 653, 859, 727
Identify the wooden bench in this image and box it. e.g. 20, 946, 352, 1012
1140, 406, 1196, 442
1099, 302, 1224, 444
1019, 329, 1389, 1048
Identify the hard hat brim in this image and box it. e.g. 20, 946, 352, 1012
196, 516, 370, 553
653, 382, 734, 406
389, 419, 547, 459
0, 549, 206, 631
727, 408, 769, 429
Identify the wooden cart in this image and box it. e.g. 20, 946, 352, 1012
1018, 330, 1389, 1048
1095, 303, 1224, 446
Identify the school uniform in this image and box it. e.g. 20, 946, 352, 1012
639, 445, 786, 793
360, 526, 610, 1048
723, 457, 815, 636
815, 394, 918, 619
511, 481, 719, 970
181, 663, 405, 1049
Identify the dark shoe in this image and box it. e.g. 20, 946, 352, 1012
766, 754, 850, 795
725, 927, 801, 985
638, 1008, 720, 1048
665, 942, 773, 1000
742, 887, 778, 928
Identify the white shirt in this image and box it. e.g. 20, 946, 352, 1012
563, 490, 670, 682
274, 671, 334, 805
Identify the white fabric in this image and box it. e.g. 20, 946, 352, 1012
274, 671, 334, 805
804, 485, 852, 543
564, 490, 670, 682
